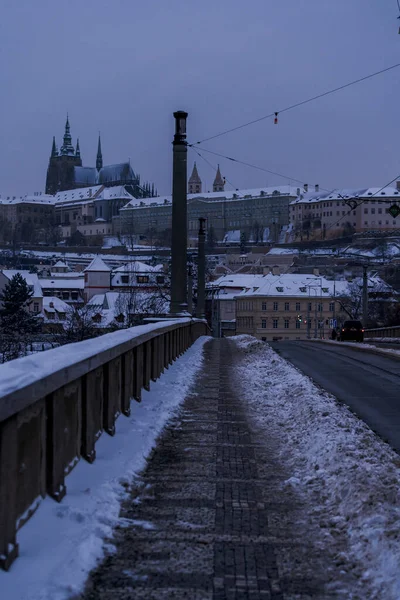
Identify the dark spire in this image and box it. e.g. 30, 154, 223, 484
189, 162, 201, 184
51, 136, 58, 158
96, 134, 103, 170
60, 114, 75, 156
75, 138, 80, 158
213, 164, 225, 192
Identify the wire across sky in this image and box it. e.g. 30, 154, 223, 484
189, 62, 400, 147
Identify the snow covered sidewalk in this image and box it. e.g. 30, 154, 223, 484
234, 335, 400, 599
0, 336, 210, 600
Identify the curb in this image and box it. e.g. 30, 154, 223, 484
308, 338, 400, 363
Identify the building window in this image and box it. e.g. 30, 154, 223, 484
284, 319, 289, 329
308, 302, 312, 311
33, 302, 39, 313
121, 275, 129, 284
136, 276, 149, 284
62, 292, 69, 300
296, 320, 301, 329
284, 302, 290, 311
261, 319, 267, 329
261, 301, 267, 311
296, 302, 300, 311
329, 302, 335, 312
318, 303, 323, 312
273, 319, 278, 329
156, 275, 165, 284
273, 302, 278, 311
364, 208, 368, 214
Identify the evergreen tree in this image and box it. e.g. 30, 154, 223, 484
0, 273, 39, 336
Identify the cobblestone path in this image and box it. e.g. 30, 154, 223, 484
79, 339, 338, 599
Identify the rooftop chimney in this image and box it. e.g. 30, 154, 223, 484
396, 181, 400, 192
296, 187, 301, 196
304, 184, 308, 193
315, 184, 319, 192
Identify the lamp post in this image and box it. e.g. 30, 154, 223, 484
170, 111, 188, 315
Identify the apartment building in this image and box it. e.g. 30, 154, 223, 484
235, 274, 349, 341
289, 184, 400, 239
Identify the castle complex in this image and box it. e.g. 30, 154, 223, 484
45, 117, 156, 199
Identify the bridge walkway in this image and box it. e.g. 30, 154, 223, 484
79, 339, 338, 600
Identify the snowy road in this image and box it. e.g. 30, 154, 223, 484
271, 341, 400, 452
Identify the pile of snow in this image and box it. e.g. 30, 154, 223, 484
0, 336, 209, 600
233, 335, 400, 599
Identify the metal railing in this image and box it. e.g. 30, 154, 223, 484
0, 318, 207, 570
364, 325, 400, 339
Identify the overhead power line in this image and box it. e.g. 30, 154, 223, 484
190, 62, 400, 146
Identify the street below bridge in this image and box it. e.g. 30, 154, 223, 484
271, 341, 400, 453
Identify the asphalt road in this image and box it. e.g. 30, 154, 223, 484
270, 341, 400, 452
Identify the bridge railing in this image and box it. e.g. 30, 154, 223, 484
0, 318, 207, 570
364, 325, 400, 339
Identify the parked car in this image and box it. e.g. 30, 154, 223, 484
339, 320, 364, 342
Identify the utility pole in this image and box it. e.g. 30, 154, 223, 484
362, 265, 368, 326
170, 111, 188, 315
196, 217, 206, 318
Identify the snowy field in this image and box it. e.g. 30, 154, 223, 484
234, 335, 400, 599
0, 336, 209, 600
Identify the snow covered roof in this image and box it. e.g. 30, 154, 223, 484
39, 278, 84, 290
211, 274, 266, 290
53, 260, 68, 268
236, 274, 349, 298
291, 186, 400, 206
2, 270, 43, 298
122, 185, 299, 211
113, 261, 160, 273
42, 296, 70, 313
94, 186, 136, 200
0, 195, 57, 206
84, 256, 111, 272
54, 185, 103, 204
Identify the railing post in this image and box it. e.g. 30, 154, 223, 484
0, 416, 19, 570
133, 345, 144, 402
121, 351, 134, 417
47, 380, 82, 502
151, 338, 158, 382
103, 357, 122, 436
81, 368, 104, 463
144, 341, 152, 391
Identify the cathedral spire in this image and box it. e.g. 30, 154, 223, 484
75, 138, 81, 158
213, 164, 225, 193
51, 136, 58, 158
60, 114, 75, 156
96, 134, 103, 171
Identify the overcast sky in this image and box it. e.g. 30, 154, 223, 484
1, 1, 399, 197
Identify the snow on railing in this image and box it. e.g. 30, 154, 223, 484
0, 318, 208, 570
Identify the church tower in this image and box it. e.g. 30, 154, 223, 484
96, 135, 103, 171
213, 164, 225, 193
188, 162, 202, 194
45, 116, 82, 194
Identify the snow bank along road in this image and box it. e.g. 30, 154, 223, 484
271, 340, 400, 453
235, 336, 400, 599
